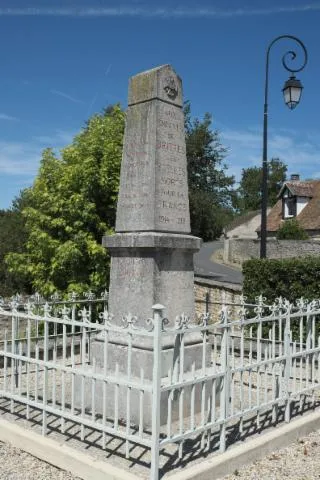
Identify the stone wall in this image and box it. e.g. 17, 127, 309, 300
194, 276, 242, 322
224, 238, 320, 265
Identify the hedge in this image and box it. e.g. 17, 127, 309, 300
243, 256, 320, 305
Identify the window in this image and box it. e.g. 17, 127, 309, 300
287, 197, 296, 216
283, 196, 296, 218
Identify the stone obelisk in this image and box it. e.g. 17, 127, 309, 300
104, 65, 201, 327
90, 66, 205, 425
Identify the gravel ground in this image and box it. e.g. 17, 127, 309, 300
0, 441, 80, 480
2, 429, 320, 480
221, 429, 320, 480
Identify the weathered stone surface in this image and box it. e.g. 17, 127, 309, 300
116, 65, 190, 233
225, 238, 320, 265
127, 64, 183, 108
103, 232, 200, 249
104, 233, 200, 330
107, 65, 200, 328
78, 369, 212, 427
83, 65, 208, 426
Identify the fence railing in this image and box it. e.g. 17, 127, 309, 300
0, 294, 320, 479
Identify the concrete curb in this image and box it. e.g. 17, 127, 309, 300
1, 410, 320, 479
0, 418, 139, 480
168, 409, 320, 479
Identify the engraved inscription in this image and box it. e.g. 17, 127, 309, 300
155, 102, 189, 231
156, 141, 185, 155
115, 258, 148, 280
124, 135, 148, 161
159, 215, 170, 224
116, 86, 190, 232
159, 118, 184, 133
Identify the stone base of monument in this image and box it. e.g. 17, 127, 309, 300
75, 373, 216, 429
103, 232, 201, 331
92, 336, 209, 379
74, 230, 211, 427
74, 339, 219, 428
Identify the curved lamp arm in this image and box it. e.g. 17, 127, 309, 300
260, 35, 308, 259
264, 35, 308, 106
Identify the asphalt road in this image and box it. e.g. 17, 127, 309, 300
194, 240, 243, 285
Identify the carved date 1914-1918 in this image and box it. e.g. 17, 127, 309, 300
159, 215, 186, 225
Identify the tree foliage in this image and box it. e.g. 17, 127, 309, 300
236, 158, 287, 213
5, 102, 234, 295
184, 102, 235, 240
188, 190, 232, 241
276, 219, 309, 240
243, 256, 320, 305
0, 207, 29, 296
6, 105, 125, 295
243, 256, 320, 340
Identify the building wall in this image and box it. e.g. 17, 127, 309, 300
225, 238, 320, 265
194, 276, 242, 322
226, 210, 270, 239
297, 196, 309, 216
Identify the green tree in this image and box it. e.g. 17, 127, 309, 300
236, 158, 287, 213
184, 102, 235, 239
0, 206, 29, 296
189, 190, 232, 241
7, 102, 234, 294
276, 219, 309, 240
6, 105, 125, 295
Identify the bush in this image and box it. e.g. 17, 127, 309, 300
243, 256, 320, 305
276, 219, 308, 240
243, 256, 320, 340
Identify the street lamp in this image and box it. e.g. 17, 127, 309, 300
260, 35, 308, 259
282, 76, 304, 110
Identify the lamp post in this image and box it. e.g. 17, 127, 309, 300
260, 35, 308, 259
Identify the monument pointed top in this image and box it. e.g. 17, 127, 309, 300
133, 64, 180, 78
128, 64, 183, 107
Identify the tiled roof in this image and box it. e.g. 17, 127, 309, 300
279, 181, 314, 198
258, 180, 320, 232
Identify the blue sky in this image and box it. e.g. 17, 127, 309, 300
0, 0, 320, 208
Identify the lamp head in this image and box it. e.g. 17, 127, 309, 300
282, 75, 303, 110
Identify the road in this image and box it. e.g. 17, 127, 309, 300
194, 240, 243, 285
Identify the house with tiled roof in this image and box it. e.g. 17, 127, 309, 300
257, 174, 320, 238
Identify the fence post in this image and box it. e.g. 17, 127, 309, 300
219, 302, 230, 452
305, 304, 313, 405
284, 303, 292, 423
150, 304, 164, 480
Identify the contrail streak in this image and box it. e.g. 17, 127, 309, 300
0, 5, 319, 18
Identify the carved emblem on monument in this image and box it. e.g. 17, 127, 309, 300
163, 75, 178, 99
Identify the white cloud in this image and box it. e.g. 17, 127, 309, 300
222, 130, 261, 149
221, 127, 320, 182
0, 130, 75, 176
0, 140, 40, 175
0, 113, 19, 121
0, 5, 319, 18
269, 135, 294, 150
33, 130, 75, 146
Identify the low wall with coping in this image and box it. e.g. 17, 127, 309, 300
224, 238, 320, 265
194, 276, 242, 320
0, 278, 243, 337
